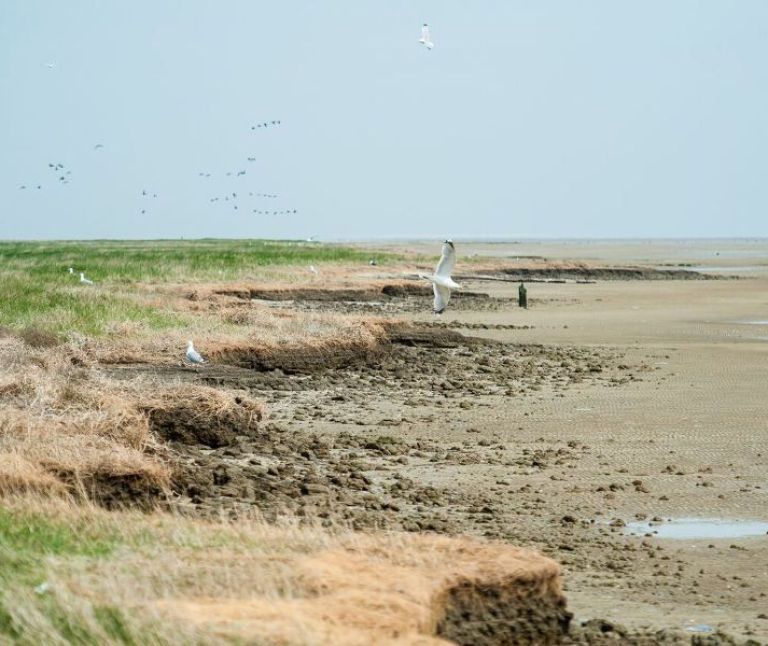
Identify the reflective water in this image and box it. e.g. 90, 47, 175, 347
685, 623, 714, 634
624, 518, 768, 539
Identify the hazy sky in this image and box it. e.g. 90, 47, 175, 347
2, 2, 767, 240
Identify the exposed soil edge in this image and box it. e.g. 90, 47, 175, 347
436, 578, 571, 645
210, 323, 492, 374
498, 266, 724, 281
215, 284, 492, 302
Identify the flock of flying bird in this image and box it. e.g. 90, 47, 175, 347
19, 162, 72, 190
25, 22, 435, 206
43, 21, 442, 365
18, 120, 295, 218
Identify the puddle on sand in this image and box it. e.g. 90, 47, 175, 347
685, 623, 714, 634
624, 518, 768, 539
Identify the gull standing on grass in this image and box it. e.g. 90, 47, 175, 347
308, 265, 319, 276
420, 240, 460, 314
419, 23, 434, 50
186, 340, 205, 365
79, 272, 93, 285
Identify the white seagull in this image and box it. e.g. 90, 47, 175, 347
308, 265, 319, 276
419, 23, 434, 50
186, 340, 205, 365
68, 267, 74, 274
420, 240, 460, 314
79, 272, 94, 285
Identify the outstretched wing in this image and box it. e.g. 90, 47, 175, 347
433, 283, 451, 313
420, 24, 430, 43
434, 241, 456, 278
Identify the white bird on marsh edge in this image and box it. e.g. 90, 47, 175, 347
420, 240, 460, 314
186, 340, 205, 365
68, 267, 74, 274
79, 272, 93, 285
419, 23, 434, 50
308, 265, 318, 275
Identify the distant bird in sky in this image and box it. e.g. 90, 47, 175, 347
247, 157, 256, 162
237, 170, 246, 176
93, 144, 104, 150
420, 240, 460, 314
186, 340, 205, 365
79, 272, 94, 285
19, 185, 26, 189
45, 62, 55, 69
419, 23, 434, 50
251, 120, 280, 130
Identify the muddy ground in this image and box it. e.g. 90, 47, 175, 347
104, 250, 768, 645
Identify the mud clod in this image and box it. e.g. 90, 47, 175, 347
437, 580, 572, 645
142, 385, 264, 448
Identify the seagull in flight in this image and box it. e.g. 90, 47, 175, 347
186, 340, 205, 365
45, 62, 55, 69
419, 23, 434, 50
93, 144, 104, 150
79, 272, 94, 285
420, 240, 460, 314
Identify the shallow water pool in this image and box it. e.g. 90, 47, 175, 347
624, 518, 768, 540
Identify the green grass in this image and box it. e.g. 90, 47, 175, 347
0, 508, 199, 644
0, 507, 116, 585
0, 239, 394, 337
0, 239, 390, 283
0, 508, 118, 642
0, 276, 182, 337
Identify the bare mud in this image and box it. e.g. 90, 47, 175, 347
214, 283, 510, 315
495, 266, 723, 281
104, 264, 768, 644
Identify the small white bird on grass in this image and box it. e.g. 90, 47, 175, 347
186, 340, 205, 365
68, 267, 74, 274
308, 265, 319, 276
79, 272, 94, 285
420, 240, 460, 314
419, 23, 434, 50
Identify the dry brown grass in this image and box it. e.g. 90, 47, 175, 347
1, 496, 565, 645
162, 533, 564, 645
0, 339, 167, 504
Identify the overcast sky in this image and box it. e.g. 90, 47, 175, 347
1, 1, 767, 240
